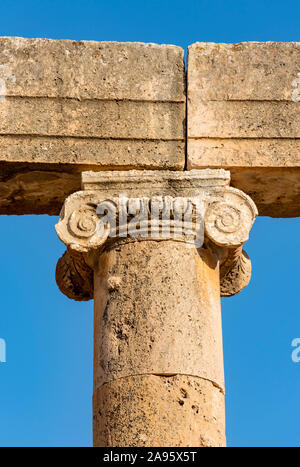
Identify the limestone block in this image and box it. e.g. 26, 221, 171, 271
189, 101, 300, 138
187, 42, 300, 217
0, 38, 184, 101
0, 38, 185, 214
0, 98, 183, 139
93, 374, 225, 447
188, 42, 300, 102
188, 138, 300, 168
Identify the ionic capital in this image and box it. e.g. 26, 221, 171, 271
55, 169, 257, 299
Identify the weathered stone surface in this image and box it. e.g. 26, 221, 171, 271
230, 167, 300, 218
188, 42, 300, 102
56, 243, 252, 302
219, 246, 251, 297
93, 374, 225, 447
2, 39, 300, 217
187, 42, 300, 217
54, 169, 257, 447
52, 165, 256, 448
0, 38, 185, 101
0, 38, 185, 214
0, 162, 82, 215
81, 167, 230, 192
189, 101, 300, 138
55, 248, 93, 301
93, 240, 225, 391
92, 238, 226, 447
0, 98, 184, 139
188, 138, 300, 168
0, 136, 184, 167
55, 169, 257, 300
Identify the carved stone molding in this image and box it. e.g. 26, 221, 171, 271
204, 187, 257, 247
55, 169, 257, 300
56, 169, 257, 251
55, 248, 93, 301
220, 246, 252, 297
55, 244, 252, 301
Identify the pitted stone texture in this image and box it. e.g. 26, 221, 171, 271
93, 240, 225, 391
0, 38, 185, 214
189, 101, 300, 138
56, 244, 252, 301
187, 42, 300, 217
187, 42, 300, 102
0, 98, 184, 139
230, 167, 300, 218
93, 374, 225, 447
188, 139, 300, 168
0, 38, 185, 101
81, 167, 230, 194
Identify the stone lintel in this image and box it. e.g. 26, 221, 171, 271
0, 38, 185, 215
187, 42, 300, 218
0, 39, 300, 217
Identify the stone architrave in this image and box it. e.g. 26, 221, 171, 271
187, 42, 300, 217
0, 38, 185, 214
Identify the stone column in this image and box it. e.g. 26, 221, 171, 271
55, 169, 257, 447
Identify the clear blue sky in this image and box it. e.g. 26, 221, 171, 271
0, 0, 299, 447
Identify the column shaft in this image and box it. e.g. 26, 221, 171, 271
93, 239, 226, 447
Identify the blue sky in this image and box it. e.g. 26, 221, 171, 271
0, 0, 300, 447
